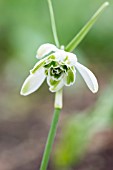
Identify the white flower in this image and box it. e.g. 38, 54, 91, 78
20, 43, 98, 96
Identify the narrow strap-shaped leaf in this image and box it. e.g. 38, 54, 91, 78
65, 2, 109, 52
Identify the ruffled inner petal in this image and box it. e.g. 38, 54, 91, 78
47, 76, 64, 92
64, 67, 76, 86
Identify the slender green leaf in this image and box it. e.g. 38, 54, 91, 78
65, 2, 109, 52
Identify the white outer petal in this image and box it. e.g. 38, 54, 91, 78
66, 52, 77, 65
30, 57, 47, 74
36, 43, 58, 59
75, 62, 98, 93
20, 67, 46, 96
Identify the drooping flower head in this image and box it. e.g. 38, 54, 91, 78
20, 43, 98, 96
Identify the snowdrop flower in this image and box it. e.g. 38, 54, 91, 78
20, 43, 98, 96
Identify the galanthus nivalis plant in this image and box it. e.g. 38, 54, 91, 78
20, 1, 109, 170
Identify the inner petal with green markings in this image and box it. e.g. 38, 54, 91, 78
43, 58, 76, 92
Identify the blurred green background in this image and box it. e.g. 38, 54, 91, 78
0, 0, 113, 170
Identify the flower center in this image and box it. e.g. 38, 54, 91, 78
44, 60, 68, 80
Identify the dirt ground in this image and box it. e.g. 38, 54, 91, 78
0, 79, 113, 170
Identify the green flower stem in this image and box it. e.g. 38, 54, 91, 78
47, 0, 60, 48
40, 90, 62, 170
65, 1, 109, 52
39, 108, 61, 170
40, 1, 62, 168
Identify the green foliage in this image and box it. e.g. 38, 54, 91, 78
0, 0, 113, 69
54, 78, 113, 168
54, 115, 90, 167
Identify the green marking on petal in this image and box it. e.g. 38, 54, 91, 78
50, 61, 58, 67
48, 55, 56, 60
31, 55, 56, 74
61, 65, 68, 72
31, 61, 45, 74
64, 56, 68, 62
54, 73, 62, 80
48, 77, 60, 87
45, 69, 48, 76
64, 68, 75, 86
49, 79, 64, 92
21, 81, 30, 94
44, 60, 58, 69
